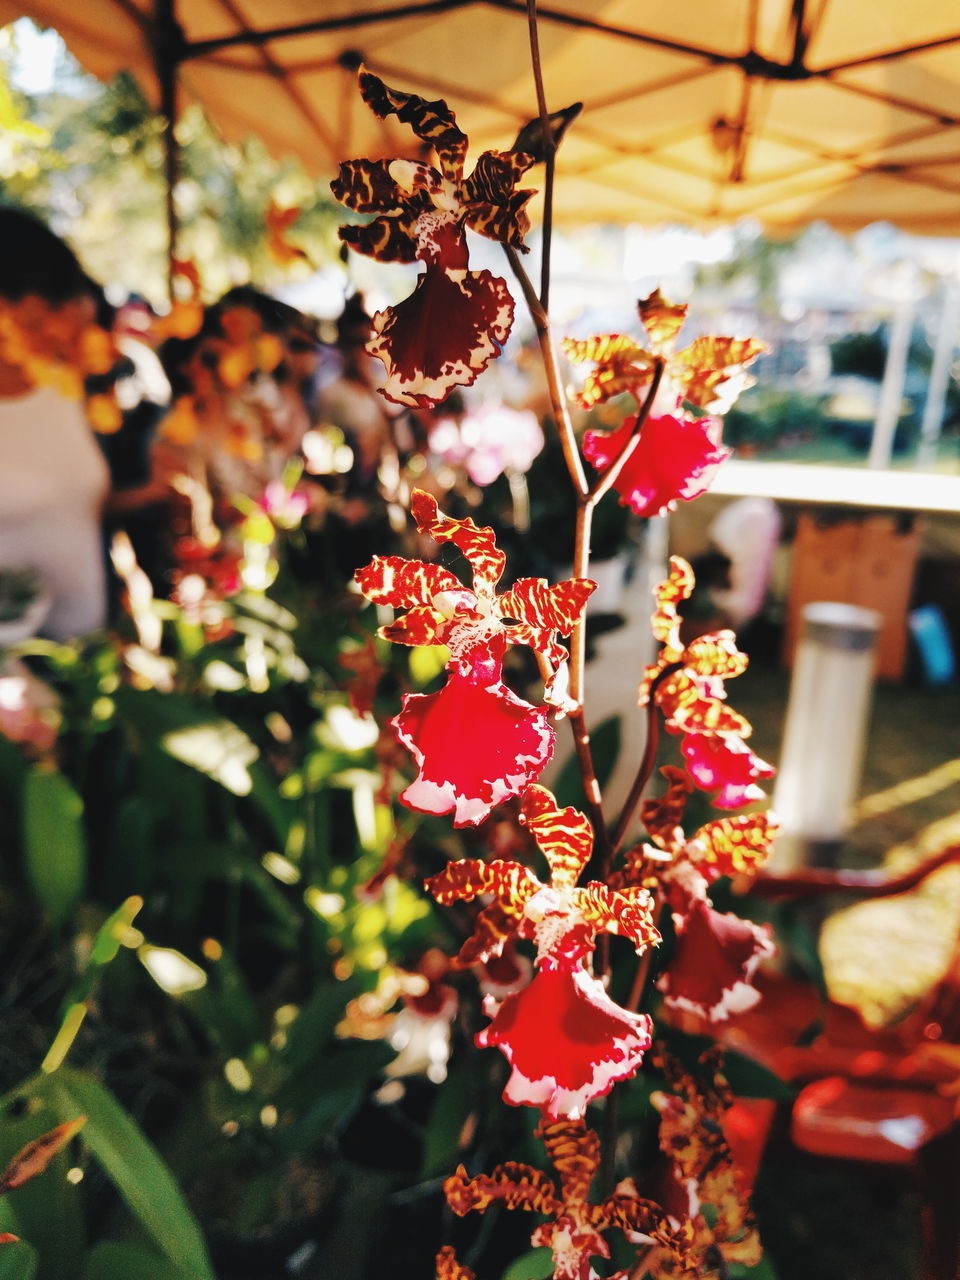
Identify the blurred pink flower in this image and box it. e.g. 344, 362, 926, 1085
0, 667, 60, 753
429, 404, 544, 485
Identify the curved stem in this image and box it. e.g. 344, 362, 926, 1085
610, 663, 682, 856
625, 892, 663, 1014
747, 843, 960, 901
588, 359, 665, 504
504, 246, 588, 498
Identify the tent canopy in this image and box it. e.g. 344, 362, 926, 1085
5, 0, 960, 232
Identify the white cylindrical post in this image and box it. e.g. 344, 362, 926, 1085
868, 295, 916, 470
916, 281, 960, 470
770, 602, 881, 871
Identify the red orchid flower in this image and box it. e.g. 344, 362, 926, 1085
426, 786, 659, 1117
355, 492, 594, 826
435, 1247, 475, 1280
639, 557, 774, 809
445, 1119, 689, 1280
564, 289, 765, 517
332, 70, 536, 408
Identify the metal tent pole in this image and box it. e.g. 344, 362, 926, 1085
152, 0, 183, 300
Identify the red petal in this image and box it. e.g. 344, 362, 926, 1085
359, 69, 468, 183
379, 605, 450, 648
410, 490, 506, 591
355, 554, 462, 610
692, 812, 779, 878
426, 857, 538, 912
367, 266, 514, 410
583, 411, 728, 518
681, 733, 774, 809
658, 900, 775, 1022
520, 784, 594, 889
393, 651, 554, 827
340, 213, 422, 264
462, 150, 537, 248
497, 577, 596, 665
655, 669, 751, 737
562, 333, 655, 408
479, 966, 653, 1119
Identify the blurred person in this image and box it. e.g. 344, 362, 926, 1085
0, 206, 110, 640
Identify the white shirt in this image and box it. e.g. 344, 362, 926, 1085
0, 386, 110, 639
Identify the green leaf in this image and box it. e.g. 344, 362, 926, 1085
420, 1063, 476, 1179
115, 688, 258, 796
728, 1253, 781, 1279
0, 1241, 38, 1280
501, 1246, 553, 1279
280, 1042, 395, 1154
0, 1102, 84, 1277
23, 767, 87, 926
24, 1069, 213, 1280
282, 979, 360, 1074
81, 1241, 201, 1280
550, 714, 622, 810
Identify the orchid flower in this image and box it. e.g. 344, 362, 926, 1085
332, 70, 537, 408
427, 785, 659, 1118
355, 492, 594, 825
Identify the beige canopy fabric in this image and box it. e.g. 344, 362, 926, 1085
5, 0, 960, 232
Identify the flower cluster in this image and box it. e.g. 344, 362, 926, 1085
564, 290, 766, 517
160, 301, 285, 456
332, 69, 537, 408
336, 67, 776, 1280
0, 295, 121, 431
354, 491, 594, 826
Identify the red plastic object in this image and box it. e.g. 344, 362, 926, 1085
791, 1076, 956, 1165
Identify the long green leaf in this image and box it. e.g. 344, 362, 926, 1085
81, 1241, 201, 1280
26, 1069, 213, 1280
23, 768, 86, 927
0, 1241, 38, 1280
115, 687, 258, 796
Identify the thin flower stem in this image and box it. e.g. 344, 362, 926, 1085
587, 359, 666, 504
505, 245, 607, 851
610, 662, 683, 856
503, 246, 588, 498
540, 152, 555, 311
625, 891, 663, 1013
600, 1087, 619, 1195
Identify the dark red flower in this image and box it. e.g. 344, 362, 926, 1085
332, 70, 536, 407
583, 409, 728, 518
657, 897, 775, 1023
445, 1119, 689, 1280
